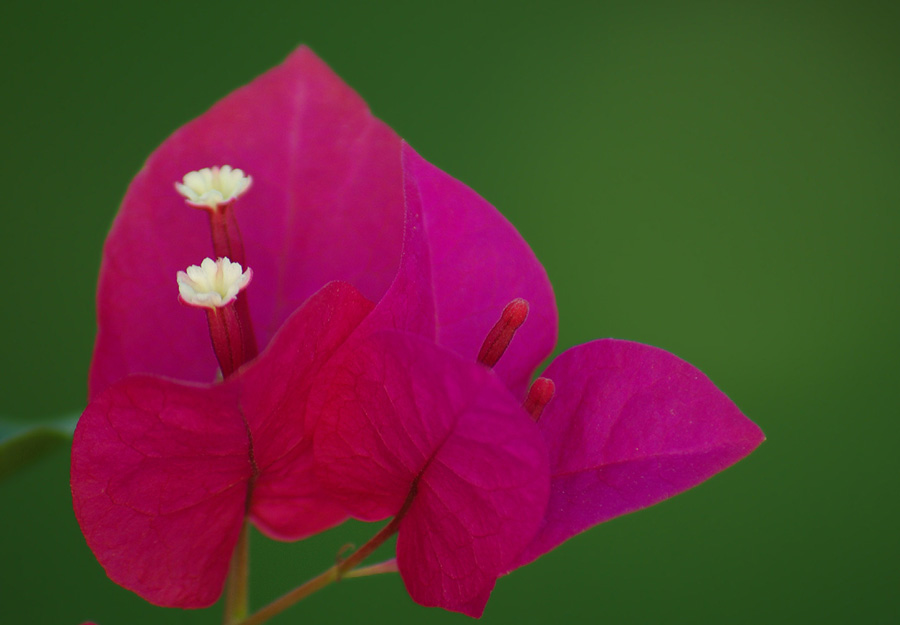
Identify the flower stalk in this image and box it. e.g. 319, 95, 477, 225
205, 303, 248, 378
234, 491, 414, 625
206, 206, 258, 362
223, 521, 250, 625
208, 205, 247, 268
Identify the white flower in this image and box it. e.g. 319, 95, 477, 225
177, 257, 252, 308
175, 165, 252, 210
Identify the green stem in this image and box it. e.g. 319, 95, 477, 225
236, 565, 339, 625
342, 558, 399, 579
223, 522, 250, 624
337, 514, 403, 574
235, 514, 406, 625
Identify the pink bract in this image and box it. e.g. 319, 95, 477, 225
74, 42, 764, 618
352, 145, 558, 395
513, 338, 765, 567
74, 46, 560, 612
88, 46, 403, 399
75, 46, 407, 607
72, 282, 372, 607
315, 141, 764, 615
396, 147, 557, 398
315, 332, 549, 617
305, 143, 559, 616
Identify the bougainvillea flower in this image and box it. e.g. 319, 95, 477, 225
73, 47, 408, 606
74, 41, 563, 612
313, 144, 764, 616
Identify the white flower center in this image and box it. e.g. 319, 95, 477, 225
175, 165, 252, 210
177, 257, 252, 308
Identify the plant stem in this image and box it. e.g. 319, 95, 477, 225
235, 514, 406, 625
342, 558, 399, 579
337, 514, 403, 574
223, 521, 250, 624
236, 564, 339, 625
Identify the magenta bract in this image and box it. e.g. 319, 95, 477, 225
88, 47, 403, 399
73, 44, 763, 618
396, 146, 558, 398
74, 47, 406, 607
315, 332, 549, 616
302, 143, 559, 616
349, 144, 558, 392
513, 338, 765, 567
72, 282, 372, 606
314, 140, 764, 615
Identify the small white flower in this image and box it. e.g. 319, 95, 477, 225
175, 165, 252, 210
177, 257, 252, 308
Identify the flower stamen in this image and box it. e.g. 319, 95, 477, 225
177, 257, 255, 378
176, 166, 251, 266
176, 167, 258, 359
178, 257, 252, 309
175, 166, 252, 211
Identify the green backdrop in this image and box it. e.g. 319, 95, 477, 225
1, 1, 897, 623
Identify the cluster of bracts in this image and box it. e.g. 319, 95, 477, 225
71, 47, 763, 620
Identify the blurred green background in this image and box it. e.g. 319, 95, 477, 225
1, 0, 897, 623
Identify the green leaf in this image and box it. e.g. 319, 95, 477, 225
0, 414, 79, 482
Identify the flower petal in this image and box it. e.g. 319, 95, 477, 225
72, 282, 376, 604
353, 146, 436, 342
514, 339, 765, 567
239, 281, 374, 539
364, 144, 557, 398
71, 377, 250, 607
248, 441, 348, 541
315, 332, 549, 616
90, 47, 404, 397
